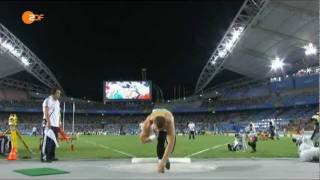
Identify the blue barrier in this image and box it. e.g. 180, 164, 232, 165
294, 74, 319, 88
271, 78, 293, 91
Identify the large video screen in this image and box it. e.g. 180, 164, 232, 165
103, 81, 152, 101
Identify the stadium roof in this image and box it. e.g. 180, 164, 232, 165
195, 0, 319, 93
0, 24, 63, 93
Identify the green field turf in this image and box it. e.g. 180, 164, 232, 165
1, 135, 299, 160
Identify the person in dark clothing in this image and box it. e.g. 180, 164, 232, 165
0, 133, 10, 155
269, 121, 275, 140
310, 113, 319, 147
247, 123, 257, 153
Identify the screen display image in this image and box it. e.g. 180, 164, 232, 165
104, 81, 151, 101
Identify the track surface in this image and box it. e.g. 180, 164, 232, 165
1, 158, 319, 179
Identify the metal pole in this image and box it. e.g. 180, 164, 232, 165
72, 102, 75, 134
178, 85, 181, 100
62, 102, 65, 131
141, 68, 147, 81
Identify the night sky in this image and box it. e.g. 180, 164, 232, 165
0, 0, 245, 101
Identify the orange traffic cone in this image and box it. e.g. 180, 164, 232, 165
59, 128, 69, 141
7, 147, 17, 160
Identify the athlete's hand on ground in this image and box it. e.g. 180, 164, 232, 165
158, 160, 165, 173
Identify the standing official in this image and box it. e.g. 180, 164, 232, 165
269, 121, 275, 140
41, 87, 61, 162
188, 122, 196, 140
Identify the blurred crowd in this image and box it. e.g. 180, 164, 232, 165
0, 104, 317, 136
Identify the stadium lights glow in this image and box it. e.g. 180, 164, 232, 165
218, 49, 227, 58
306, 68, 312, 73
232, 28, 242, 39
210, 56, 218, 65
12, 49, 22, 58
224, 40, 233, 51
270, 57, 285, 71
224, 29, 241, 52
0, 40, 30, 66
217, 26, 244, 59
228, 27, 243, 47
1, 41, 14, 52
303, 43, 317, 56
20, 56, 30, 66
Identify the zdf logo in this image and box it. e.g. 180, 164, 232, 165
22, 11, 44, 25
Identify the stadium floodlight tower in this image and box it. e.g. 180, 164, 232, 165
195, 0, 269, 94
0, 23, 64, 93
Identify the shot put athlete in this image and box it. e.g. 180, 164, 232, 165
139, 108, 176, 173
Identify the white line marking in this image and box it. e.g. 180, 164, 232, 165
131, 157, 191, 163
185, 143, 227, 157
82, 139, 135, 158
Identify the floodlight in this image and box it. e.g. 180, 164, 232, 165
20, 56, 30, 66
270, 57, 284, 71
303, 43, 317, 56
218, 49, 227, 58
210, 56, 218, 65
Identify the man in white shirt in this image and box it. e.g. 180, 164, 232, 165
188, 122, 196, 140
41, 87, 62, 162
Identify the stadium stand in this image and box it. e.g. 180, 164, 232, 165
0, 67, 318, 136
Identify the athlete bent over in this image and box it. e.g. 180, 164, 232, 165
139, 109, 176, 173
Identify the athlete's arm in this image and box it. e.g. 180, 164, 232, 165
161, 117, 175, 163
139, 115, 153, 144
158, 118, 175, 173
44, 106, 51, 128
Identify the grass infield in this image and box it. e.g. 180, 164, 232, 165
1, 135, 298, 160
